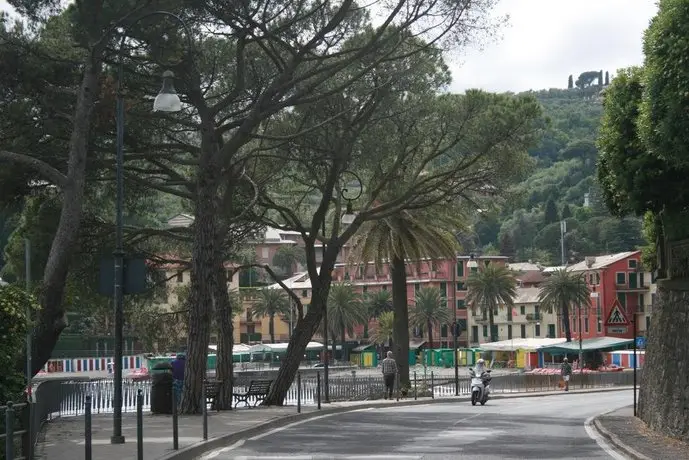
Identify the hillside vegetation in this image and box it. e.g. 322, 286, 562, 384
472, 87, 644, 264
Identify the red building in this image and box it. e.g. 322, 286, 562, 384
566, 251, 652, 341
330, 255, 508, 347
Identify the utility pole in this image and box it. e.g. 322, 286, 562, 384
578, 304, 584, 389
453, 255, 459, 396
560, 220, 567, 266
322, 221, 329, 403
25, 239, 33, 460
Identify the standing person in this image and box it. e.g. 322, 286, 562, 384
561, 357, 572, 391
381, 351, 398, 400
171, 353, 186, 403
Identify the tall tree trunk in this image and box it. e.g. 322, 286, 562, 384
639, 280, 689, 443
269, 314, 276, 343
488, 308, 496, 342
341, 323, 346, 362
331, 328, 337, 364
263, 282, 329, 405
390, 256, 410, 387
214, 261, 234, 410
427, 320, 433, 349
562, 303, 572, 342
28, 62, 100, 375
180, 130, 221, 414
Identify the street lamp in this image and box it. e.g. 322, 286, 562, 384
111, 11, 192, 445
340, 171, 363, 225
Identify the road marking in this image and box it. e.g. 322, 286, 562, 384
200, 440, 245, 459
453, 413, 481, 426
232, 456, 421, 459
584, 409, 629, 460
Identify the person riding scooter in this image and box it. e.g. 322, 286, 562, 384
474, 359, 492, 384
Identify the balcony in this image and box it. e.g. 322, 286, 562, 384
526, 313, 541, 322
475, 317, 489, 324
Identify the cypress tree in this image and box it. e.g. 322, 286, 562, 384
568, 74, 574, 89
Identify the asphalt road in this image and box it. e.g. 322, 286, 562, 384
200, 390, 632, 460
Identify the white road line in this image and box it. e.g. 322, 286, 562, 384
248, 408, 374, 442
200, 440, 245, 459
453, 413, 481, 426
584, 409, 629, 460
232, 456, 421, 459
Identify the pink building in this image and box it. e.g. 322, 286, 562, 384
330, 255, 509, 348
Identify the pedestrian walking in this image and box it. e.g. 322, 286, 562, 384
171, 353, 186, 403
561, 357, 572, 391
381, 351, 398, 399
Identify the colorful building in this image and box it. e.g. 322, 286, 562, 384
565, 251, 653, 341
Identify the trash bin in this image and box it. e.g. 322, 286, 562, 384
150, 362, 173, 414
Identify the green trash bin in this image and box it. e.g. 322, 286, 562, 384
150, 362, 173, 414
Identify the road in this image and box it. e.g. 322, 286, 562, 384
200, 390, 632, 460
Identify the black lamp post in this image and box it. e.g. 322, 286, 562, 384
318, 170, 362, 403
111, 11, 192, 444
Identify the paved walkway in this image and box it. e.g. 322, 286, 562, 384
37, 387, 632, 460
593, 406, 689, 460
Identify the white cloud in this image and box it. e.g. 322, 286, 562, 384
447, 0, 659, 93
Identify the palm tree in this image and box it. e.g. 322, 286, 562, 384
350, 207, 461, 387
410, 286, 452, 347
364, 289, 393, 357
465, 263, 517, 343
370, 311, 395, 348
252, 289, 291, 343
538, 269, 590, 342
323, 283, 368, 362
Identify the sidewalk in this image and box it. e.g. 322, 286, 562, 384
37, 386, 632, 460
593, 406, 689, 460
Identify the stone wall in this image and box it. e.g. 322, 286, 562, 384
638, 279, 689, 442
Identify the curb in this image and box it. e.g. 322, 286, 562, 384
591, 416, 651, 460
159, 386, 634, 460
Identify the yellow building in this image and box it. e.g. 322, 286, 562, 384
235, 272, 313, 343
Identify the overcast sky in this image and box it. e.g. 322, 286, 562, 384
1, 0, 658, 93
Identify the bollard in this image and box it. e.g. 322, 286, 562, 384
5, 401, 14, 460
172, 388, 179, 450
431, 372, 435, 400
202, 380, 208, 441
414, 372, 417, 400
395, 373, 400, 402
85, 395, 92, 460
297, 371, 302, 414
316, 371, 322, 410
136, 389, 144, 460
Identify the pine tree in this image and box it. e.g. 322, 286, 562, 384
605, 71, 610, 86
568, 74, 574, 89
544, 198, 559, 225
561, 203, 572, 219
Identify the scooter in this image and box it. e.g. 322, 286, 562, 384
469, 368, 492, 406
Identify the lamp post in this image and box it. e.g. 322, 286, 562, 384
453, 255, 458, 396
578, 303, 583, 389
111, 12, 191, 444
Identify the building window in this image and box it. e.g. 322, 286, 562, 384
597, 318, 602, 333
441, 324, 448, 337
439, 282, 447, 297
456, 282, 466, 291
547, 324, 555, 338
507, 325, 513, 340
482, 325, 488, 337
638, 294, 645, 313
261, 247, 269, 259
596, 273, 600, 284
616, 272, 626, 285
628, 259, 637, 269
639, 272, 645, 287
507, 307, 513, 321
535, 324, 541, 337
617, 292, 627, 309
456, 299, 466, 310
490, 325, 498, 340
457, 261, 464, 277
584, 317, 589, 333
520, 306, 526, 315
176, 272, 184, 283
472, 326, 479, 343
520, 324, 526, 338
362, 285, 368, 294
302, 289, 308, 298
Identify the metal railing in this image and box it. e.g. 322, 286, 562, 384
53, 370, 638, 416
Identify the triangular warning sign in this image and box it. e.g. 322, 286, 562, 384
605, 300, 629, 326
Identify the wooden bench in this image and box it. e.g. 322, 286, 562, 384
232, 379, 273, 408
204, 379, 221, 411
